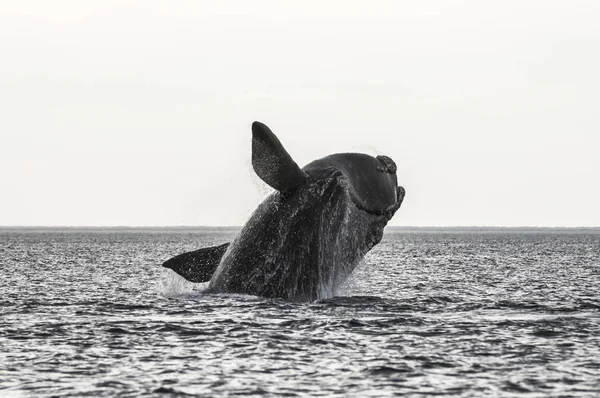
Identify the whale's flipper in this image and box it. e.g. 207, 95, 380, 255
251, 121, 307, 192
162, 243, 230, 283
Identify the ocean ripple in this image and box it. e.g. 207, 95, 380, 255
1, 228, 599, 396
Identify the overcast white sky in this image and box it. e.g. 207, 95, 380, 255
1, 0, 599, 227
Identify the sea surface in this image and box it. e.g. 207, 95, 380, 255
1, 227, 599, 397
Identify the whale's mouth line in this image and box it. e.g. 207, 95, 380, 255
348, 186, 405, 217
350, 196, 389, 216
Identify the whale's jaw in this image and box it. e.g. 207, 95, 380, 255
350, 185, 406, 217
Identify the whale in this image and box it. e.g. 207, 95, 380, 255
162, 121, 405, 301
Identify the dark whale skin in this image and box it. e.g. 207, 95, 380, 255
208, 158, 404, 301
162, 121, 405, 301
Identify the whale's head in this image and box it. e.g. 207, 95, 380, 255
251, 121, 405, 219
302, 153, 405, 217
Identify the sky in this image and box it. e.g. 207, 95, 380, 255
1, 0, 599, 227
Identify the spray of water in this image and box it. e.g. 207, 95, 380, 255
314, 188, 372, 300
157, 268, 197, 297
239, 178, 373, 301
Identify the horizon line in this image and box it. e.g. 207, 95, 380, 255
1, 225, 599, 230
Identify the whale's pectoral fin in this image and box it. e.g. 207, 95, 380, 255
251, 121, 307, 192
162, 243, 229, 283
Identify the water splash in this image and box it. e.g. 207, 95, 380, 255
335, 263, 363, 297
157, 268, 196, 297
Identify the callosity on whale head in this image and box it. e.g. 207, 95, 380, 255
162, 121, 405, 301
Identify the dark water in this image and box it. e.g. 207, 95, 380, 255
1, 228, 599, 397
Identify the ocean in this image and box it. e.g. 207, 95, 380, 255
1, 227, 599, 396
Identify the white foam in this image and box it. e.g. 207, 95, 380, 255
157, 268, 196, 297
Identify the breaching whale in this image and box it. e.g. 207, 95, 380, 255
163, 121, 405, 301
